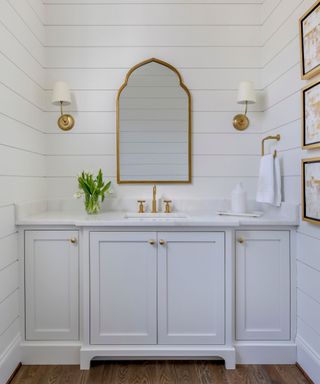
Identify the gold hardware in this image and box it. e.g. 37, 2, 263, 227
148, 239, 156, 245
152, 185, 157, 213
137, 200, 146, 213
262, 134, 280, 158
233, 99, 250, 131
237, 238, 245, 244
70, 237, 77, 244
159, 239, 166, 245
58, 101, 75, 131
164, 200, 172, 213
116, 58, 192, 184
233, 111, 249, 131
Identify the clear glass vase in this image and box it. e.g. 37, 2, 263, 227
84, 194, 101, 214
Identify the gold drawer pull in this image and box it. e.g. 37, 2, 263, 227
148, 239, 156, 245
70, 237, 77, 244
159, 239, 166, 245
237, 238, 245, 244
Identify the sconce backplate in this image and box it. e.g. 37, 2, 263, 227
58, 114, 75, 131
233, 114, 249, 131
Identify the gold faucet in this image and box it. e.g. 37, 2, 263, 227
152, 185, 157, 213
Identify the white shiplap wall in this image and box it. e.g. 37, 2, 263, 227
0, 0, 45, 381
43, 0, 264, 200
262, 0, 320, 382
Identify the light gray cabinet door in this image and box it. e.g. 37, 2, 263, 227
236, 231, 290, 341
25, 230, 79, 340
90, 232, 157, 345
157, 232, 225, 345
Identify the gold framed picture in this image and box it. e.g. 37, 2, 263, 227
302, 158, 320, 224
302, 80, 320, 149
299, 0, 320, 80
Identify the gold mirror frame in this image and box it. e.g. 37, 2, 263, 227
116, 58, 192, 184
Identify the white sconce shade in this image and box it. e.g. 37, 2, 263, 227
52, 81, 74, 131
237, 81, 256, 105
52, 81, 71, 105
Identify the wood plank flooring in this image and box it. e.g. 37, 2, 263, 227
10, 361, 313, 384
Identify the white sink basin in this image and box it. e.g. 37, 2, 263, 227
125, 212, 188, 219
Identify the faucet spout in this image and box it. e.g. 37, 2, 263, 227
152, 185, 157, 213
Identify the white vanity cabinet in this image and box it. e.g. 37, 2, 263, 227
235, 230, 291, 341
25, 230, 79, 341
18, 215, 297, 368
89, 231, 225, 346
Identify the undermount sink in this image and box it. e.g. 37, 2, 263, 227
124, 212, 188, 219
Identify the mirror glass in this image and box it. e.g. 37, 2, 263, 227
117, 59, 191, 183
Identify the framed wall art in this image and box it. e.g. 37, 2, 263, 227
302, 158, 320, 224
300, 0, 320, 80
302, 80, 320, 149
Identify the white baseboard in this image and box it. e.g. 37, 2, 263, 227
297, 336, 320, 384
235, 342, 297, 364
0, 335, 21, 384
21, 342, 81, 365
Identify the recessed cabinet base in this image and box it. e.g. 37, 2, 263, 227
79, 345, 236, 370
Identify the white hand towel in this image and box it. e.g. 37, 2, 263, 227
256, 154, 282, 206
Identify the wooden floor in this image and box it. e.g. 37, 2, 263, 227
10, 361, 312, 384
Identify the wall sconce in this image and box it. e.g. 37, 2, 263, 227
52, 81, 75, 131
233, 81, 256, 131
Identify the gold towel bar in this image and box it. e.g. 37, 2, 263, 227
262, 134, 280, 157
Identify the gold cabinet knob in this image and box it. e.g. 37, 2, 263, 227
137, 200, 146, 214
237, 238, 245, 244
148, 239, 156, 245
70, 237, 77, 244
159, 239, 166, 245
164, 200, 172, 214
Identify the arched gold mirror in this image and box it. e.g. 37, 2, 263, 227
116, 58, 191, 184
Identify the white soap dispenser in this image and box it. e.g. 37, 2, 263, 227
231, 182, 247, 214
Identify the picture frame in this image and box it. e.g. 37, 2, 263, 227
299, 0, 320, 80
302, 80, 320, 149
302, 158, 320, 224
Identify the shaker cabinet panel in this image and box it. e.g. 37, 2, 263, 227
90, 232, 157, 345
158, 232, 225, 345
25, 231, 79, 341
236, 231, 290, 341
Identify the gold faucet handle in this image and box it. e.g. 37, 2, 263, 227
137, 200, 146, 213
164, 200, 172, 213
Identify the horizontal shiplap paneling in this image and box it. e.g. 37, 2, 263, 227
46, 67, 262, 91
0, 1, 44, 65
44, 0, 264, 3
0, 234, 18, 272
45, 46, 261, 69
0, 0, 44, 372
45, 25, 261, 47
8, 0, 45, 44
297, 290, 320, 337
45, 132, 261, 156
0, 262, 19, 304
44, 4, 261, 26
263, 2, 320, 381
44, 110, 265, 134
0, 290, 19, 337
0, 22, 45, 88
47, 175, 261, 200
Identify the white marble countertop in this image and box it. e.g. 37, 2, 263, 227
15, 203, 299, 227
